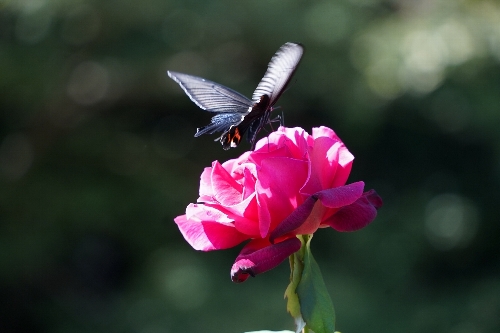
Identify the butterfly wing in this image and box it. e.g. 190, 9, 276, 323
195, 113, 244, 137
234, 42, 304, 148
168, 71, 254, 141
168, 71, 252, 113
168, 42, 304, 150
251, 42, 304, 107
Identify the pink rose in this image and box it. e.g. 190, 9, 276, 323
174, 127, 382, 282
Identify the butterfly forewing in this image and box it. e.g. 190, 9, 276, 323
167, 71, 252, 113
251, 42, 304, 107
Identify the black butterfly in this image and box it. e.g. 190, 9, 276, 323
167, 42, 304, 150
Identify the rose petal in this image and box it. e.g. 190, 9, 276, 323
270, 182, 366, 242
291, 199, 327, 235
270, 195, 318, 243
175, 208, 248, 251
223, 151, 252, 178
220, 157, 237, 173
315, 181, 364, 208
230, 237, 301, 283
280, 127, 309, 157
256, 157, 309, 232
257, 190, 272, 238
203, 195, 261, 238
329, 143, 353, 188
211, 161, 243, 206
198, 167, 214, 201
231, 194, 261, 237
255, 127, 310, 157
311, 127, 354, 188
323, 189, 383, 232
248, 145, 290, 167
242, 167, 256, 200
312, 126, 341, 141
302, 138, 341, 195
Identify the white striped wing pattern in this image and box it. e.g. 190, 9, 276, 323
251, 42, 304, 107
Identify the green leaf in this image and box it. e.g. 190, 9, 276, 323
296, 236, 335, 333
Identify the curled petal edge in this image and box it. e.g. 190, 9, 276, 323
231, 237, 302, 283
270, 182, 365, 243
324, 189, 383, 232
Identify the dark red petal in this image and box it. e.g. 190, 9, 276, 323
269, 195, 318, 244
315, 181, 364, 208
323, 189, 383, 232
366, 189, 383, 208
269, 182, 365, 243
230, 237, 301, 283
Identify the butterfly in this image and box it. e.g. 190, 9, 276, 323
167, 42, 304, 150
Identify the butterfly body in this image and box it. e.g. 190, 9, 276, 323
168, 42, 304, 150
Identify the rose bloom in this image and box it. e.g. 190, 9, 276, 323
174, 127, 382, 282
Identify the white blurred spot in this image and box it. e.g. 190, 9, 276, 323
425, 194, 479, 251
403, 30, 447, 73
477, 1, 500, 61
0, 133, 34, 181
60, 4, 101, 46
437, 19, 475, 65
400, 30, 446, 93
67, 61, 109, 105
304, 2, 350, 44
399, 66, 444, 94
366, 56, 403, 100
399, 20, 476, 94
351, 5, 489, 98
15, 3, 53, 44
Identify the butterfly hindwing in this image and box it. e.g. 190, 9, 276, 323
195, 113, 244, 137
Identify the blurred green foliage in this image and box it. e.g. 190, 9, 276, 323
1, 0, 500, 332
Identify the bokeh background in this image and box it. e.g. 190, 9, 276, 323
1, 0, 500, 332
